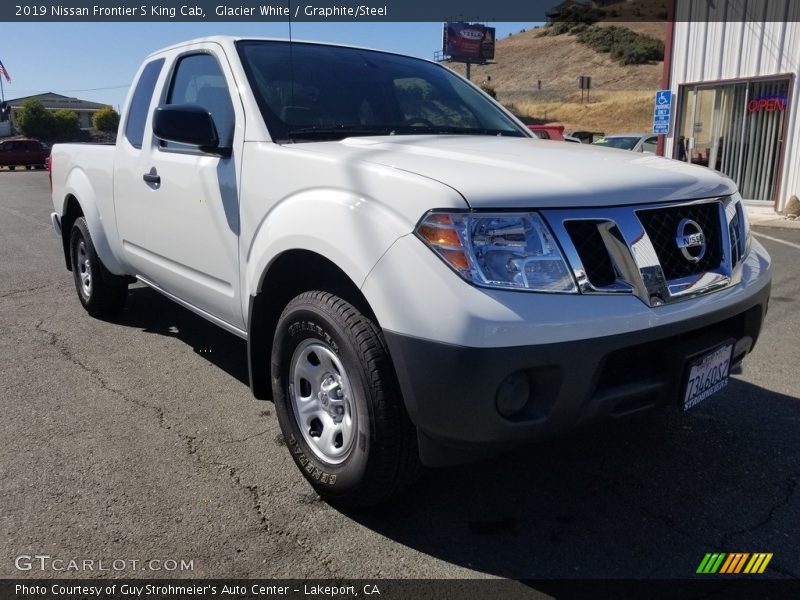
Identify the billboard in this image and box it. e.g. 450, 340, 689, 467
443, 22, 496, 63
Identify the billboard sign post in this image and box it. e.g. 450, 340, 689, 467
442, 22, 496, 79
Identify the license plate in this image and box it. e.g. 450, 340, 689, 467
683, 343, 733, 411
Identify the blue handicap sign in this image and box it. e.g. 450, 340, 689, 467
653, 90, 672, 135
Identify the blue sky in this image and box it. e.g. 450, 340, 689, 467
1, 22, 536, 111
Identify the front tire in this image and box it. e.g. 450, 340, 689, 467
69, 217, 128, 318
272, 291, 419, 508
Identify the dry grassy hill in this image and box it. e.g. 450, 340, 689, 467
447, 20, 667, 134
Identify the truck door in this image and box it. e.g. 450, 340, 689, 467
114, 45, 245, 331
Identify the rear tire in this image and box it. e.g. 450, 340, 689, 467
8, 166, 14, 171
69, 217, 128, 318
272, 291, 420, 508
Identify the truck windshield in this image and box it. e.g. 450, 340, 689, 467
236, 41, 527, 142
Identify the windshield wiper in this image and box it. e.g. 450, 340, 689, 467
391, 126, 524, 137
283, 125, 397, 142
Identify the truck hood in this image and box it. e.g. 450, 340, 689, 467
300, 135, 736, 208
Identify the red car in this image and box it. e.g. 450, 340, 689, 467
0, 138, 50, 170
527, 124, 566, 141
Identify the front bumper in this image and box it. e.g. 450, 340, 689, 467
364, 237, 772, 467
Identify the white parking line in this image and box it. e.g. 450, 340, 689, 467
753, 231, 800, 250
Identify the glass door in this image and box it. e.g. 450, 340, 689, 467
675, 78, 790, 202
738, 79, 789, 201
686, 87, 717, 169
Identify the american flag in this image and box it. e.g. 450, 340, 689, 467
0, 60, 10, 83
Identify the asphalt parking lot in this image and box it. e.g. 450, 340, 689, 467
1, 171, 799, 582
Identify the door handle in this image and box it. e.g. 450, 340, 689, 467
142, 168, 160, 186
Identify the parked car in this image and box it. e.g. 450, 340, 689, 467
527, 123, 566, 140
570, 130, 605, 144
592, 133, 659, 153
564, 134, 581, 143
50, 37, 770, 507
0, 138, 50, 170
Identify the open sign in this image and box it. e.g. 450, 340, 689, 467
748, 96, 787, 113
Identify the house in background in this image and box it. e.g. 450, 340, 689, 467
5, 92, 107, 132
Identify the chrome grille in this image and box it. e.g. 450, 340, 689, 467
563, 220, 617, 288
542, 195, 748, 307
636, 203, 723, 280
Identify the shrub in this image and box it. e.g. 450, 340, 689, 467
92, 105, 120, 132
569, 22, 589, 35
52, 109, 81, 136
480, 84, 497, 99
577, 26, 664, 65
551, 21, 573, 35
16, 99, 56, 138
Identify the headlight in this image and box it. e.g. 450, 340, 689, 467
415, 211, 577, 293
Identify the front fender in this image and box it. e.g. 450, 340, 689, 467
243, 188, 410, 302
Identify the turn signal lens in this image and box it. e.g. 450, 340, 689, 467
440, 249, 470, 271
417, 225, 461, 247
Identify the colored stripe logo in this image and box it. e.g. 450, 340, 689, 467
697, 552, 773, 574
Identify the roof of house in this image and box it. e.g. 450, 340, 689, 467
5, 92, 107, 111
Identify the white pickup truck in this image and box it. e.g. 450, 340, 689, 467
50, 37, 771, 507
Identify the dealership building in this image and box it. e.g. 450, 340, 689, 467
661, 0, 799, 212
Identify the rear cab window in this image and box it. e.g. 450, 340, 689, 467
124, 58, 165, 149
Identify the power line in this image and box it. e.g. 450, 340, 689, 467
6, 84, 130, 93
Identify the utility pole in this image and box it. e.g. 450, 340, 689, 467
466, 62, 471, 81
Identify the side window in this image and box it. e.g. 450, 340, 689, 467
642, 136, 658, 153
164, 53, 235, 149
125, 58, 165, 149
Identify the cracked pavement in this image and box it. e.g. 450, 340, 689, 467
1, 172, 799, 581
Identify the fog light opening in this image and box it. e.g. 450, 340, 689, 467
496, 371, 531, 418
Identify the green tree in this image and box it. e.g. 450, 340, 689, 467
52, 109, 81, 136
92, 105, 120, 132
16, 99, 56, 138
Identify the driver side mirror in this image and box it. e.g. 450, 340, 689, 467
152, 104, 230, 156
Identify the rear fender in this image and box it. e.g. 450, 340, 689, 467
61, 167, 127, 275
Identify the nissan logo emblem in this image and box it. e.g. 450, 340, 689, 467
675, 218, 706, 263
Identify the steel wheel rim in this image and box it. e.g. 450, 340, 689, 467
289, 339, 356, 465
77, 240, 92, 298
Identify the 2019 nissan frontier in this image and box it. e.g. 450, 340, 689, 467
49, 37, 771, 507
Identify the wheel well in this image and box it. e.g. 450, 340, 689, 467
248, 250, 377, 400
61, 195, 83, 271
